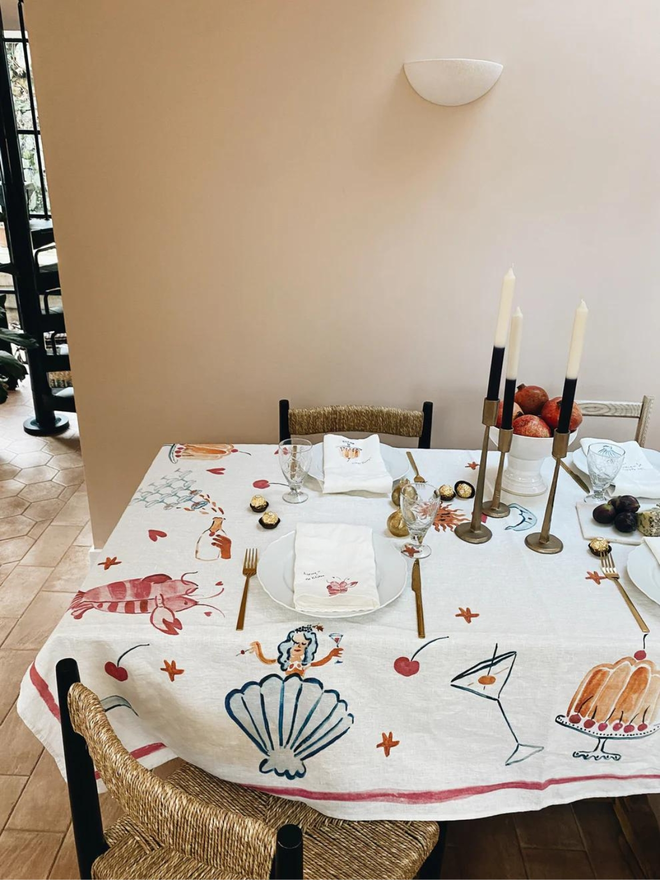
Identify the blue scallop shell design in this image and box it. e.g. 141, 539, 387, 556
225, 673, 354, 779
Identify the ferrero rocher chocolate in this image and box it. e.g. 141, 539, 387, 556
588, 537, 611, 557
250, 495, 269, 513
387, 510, 409, 537
438, 484, 455, 502
454, 480, 475, 500
259, 512, 280, 530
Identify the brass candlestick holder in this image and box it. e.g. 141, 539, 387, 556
455, 398, 499, 545
524, 431, 570, 555
483, 427, 513, 518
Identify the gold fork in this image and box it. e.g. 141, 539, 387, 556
236, 548, 258, 631
601, 551, 649, 634
406, 451, 425, 483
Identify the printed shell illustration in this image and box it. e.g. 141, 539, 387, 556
225, 673, 354, 779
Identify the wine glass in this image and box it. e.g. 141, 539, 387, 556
278, 438, 313, 504
399, 482, 440, 558
585, 442, 625, 503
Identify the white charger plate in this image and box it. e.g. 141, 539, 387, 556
572, 446, 660, 480
257, 530, 408, 619
627, 542, 660, 606
308, 442, 409, 485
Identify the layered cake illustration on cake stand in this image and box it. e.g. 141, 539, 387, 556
556, 649, 660, 761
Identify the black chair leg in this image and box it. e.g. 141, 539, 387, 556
56, 658, 108, 880
271, 823, 303, 879
279, 399, 290, 443
419, 401, 433, 449
417, 821, 447, 879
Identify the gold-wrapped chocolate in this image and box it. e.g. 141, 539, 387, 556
259, 512, 280, 529
250, 495, 269, 513
454, 480, 475, 499
387, 510, 409, 537
588, 537, 611, 557
438, 484, 455, 502
391, 478, 410, 508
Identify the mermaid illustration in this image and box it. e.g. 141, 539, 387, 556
250, 626, 342, 677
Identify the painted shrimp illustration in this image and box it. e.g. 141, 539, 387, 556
69, 572, 224, 635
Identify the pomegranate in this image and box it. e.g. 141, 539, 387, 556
540, 397, 583, 433
512, 415, 552, 438
496, 400, 523, 428
514, 384, 549, 415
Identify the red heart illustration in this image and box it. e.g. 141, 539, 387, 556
207, 468, 226, 475
148, 529, 167, 542
105, 662, 129, 682
204, 611, 212, 616
253, 479, 270, 489
393, 656, 420, 677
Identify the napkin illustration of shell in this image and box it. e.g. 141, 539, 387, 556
225, 673, 354, 779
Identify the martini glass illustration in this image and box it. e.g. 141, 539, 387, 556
451, 644, 544, 766
329, 633, 343, 664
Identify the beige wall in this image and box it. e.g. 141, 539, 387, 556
26, 0, 660, 546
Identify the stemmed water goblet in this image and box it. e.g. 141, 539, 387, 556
399, 482, 440, 558
278, 438, 313, 504
585, 442, 625, 503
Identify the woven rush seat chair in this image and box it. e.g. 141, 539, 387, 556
576, 395, 654, 447
279, 400, 434, 448
57, 659, 444, 880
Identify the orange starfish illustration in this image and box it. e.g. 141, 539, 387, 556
161, 660, 185, 682
585, 571, 605, 585
466, 461, 479, 470
456, 607, 479, 623
377, 731, 400, 757
98, 556, 121, 570
402, 544, 418, 558
434, 504, 469, 533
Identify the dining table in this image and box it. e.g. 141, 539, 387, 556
17, 441, 660, 821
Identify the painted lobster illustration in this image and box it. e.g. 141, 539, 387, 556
69, 572, 224, 635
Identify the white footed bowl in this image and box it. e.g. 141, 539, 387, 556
490, 428, 579, 496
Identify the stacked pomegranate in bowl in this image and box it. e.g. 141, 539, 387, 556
492, 385, 583, 497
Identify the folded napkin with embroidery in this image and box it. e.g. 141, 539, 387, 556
646, 537, 660, 566
579, 438, 660, 499
293, 522, 380, 614
321, 434, 392, 495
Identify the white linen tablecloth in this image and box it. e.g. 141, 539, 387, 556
17, 443, 660, 821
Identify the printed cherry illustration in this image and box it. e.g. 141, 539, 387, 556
394, 657, 420, 677
207, 468, 226, 475
253, 480, 270, 489
148, 529, 167, 542
104, 662, 128, 682
104, 644, 150, 682
393, 636, 448, 677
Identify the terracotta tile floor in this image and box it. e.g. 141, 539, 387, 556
1, 386, 659, 879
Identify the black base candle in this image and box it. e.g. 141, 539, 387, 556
557, 377, 578, 434
486, 347, 505, 401
500, 378, 517, 430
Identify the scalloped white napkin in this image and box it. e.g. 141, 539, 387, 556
321, 434, 392, 495
293, 522, 379, 613
580, 438, 660, 498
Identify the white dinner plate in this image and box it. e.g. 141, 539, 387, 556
257, 530, 408, 618
308, 442, 409, 485
571, 447, 660, 484
627, 543, 660, 607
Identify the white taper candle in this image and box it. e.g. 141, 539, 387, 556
505, 307, 523, 380
494, 267, 516, 348
565, 300, 589, 379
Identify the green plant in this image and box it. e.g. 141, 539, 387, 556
0, 292, 37, 403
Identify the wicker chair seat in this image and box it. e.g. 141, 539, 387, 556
93, 763, 438, 880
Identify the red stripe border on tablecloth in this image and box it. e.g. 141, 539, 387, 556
29, 662, 660, 804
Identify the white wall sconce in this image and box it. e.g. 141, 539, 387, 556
403, 58, 503, 107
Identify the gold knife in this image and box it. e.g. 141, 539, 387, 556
559, 459, 590, 494
411, 559, 425, 639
